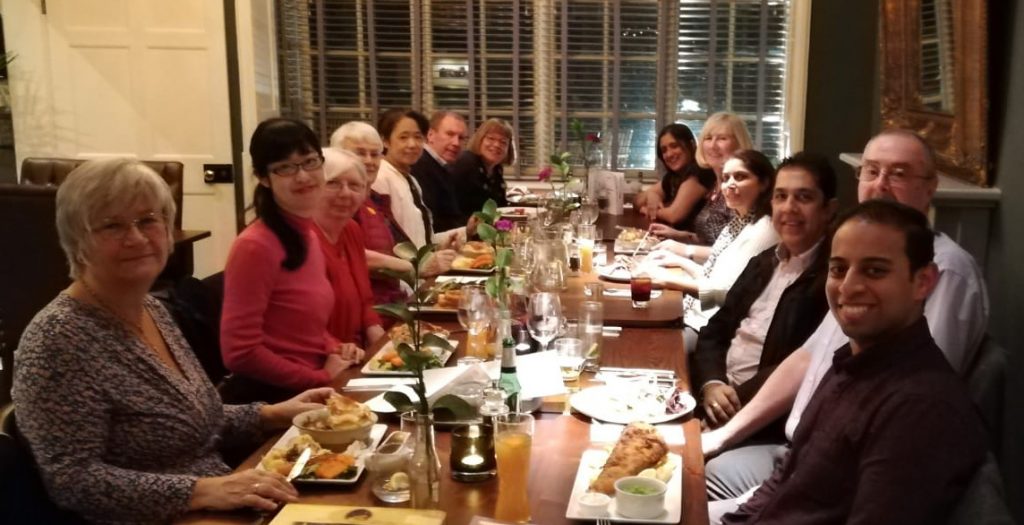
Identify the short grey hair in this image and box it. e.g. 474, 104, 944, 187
323, 147, 368, 182
329, 121, 384, 151
55, 158, 177, 279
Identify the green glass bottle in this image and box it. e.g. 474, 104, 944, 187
497, 309, 521, 413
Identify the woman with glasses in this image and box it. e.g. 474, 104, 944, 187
220, 118, 365, 404
330, 121, 455, 306
449, 118, 515, 215
312, 148, 386, 347
13, 158, 335, 521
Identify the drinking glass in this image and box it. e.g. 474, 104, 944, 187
530, 260, 565, 293
527, 292, 562, 351
458, 285, 494, 358
365, 431, 413, 503
577, 224, 597, 274
553, 337, 584, 382
579, 301, 604, 372
580, 195, 600, 225
494, 413, 535, 523
630, 270, 653, 309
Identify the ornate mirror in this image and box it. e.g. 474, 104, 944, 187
880, 0, 988, 185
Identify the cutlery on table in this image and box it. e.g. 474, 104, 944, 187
286, 447, 313, 483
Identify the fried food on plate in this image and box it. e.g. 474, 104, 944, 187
588, 422, 669, 495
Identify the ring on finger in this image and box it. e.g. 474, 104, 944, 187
252, 482, 261, 492
711, 402, 720, 409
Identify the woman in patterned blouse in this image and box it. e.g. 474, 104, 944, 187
13, 158, 336, 522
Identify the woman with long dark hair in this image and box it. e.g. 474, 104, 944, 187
635, 123, 717, 231
220, 118, 364, 403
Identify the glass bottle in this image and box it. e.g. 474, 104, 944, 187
497, 310, 521, 413
407, 412, 441, 508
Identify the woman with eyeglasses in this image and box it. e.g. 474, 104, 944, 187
312, 148, 386, 347
220, 118, 365, 404
13, 158, 336, 521
449, 118, 515, 215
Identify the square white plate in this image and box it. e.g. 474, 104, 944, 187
360, 339, 457, 376
565, 449, 682, 523
258, 424, 386, 485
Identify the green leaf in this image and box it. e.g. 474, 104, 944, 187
482, 199, 498, 218
472, 211, 494, 225
383, 391, 415, 413
476, 223, 498, 242
393, 241, 418, 261
431, 394, 477, 422
421, 332, 454, 351
373, 303, 413, 324
485, 274, 501, 299
416, 244, 435, 264
373, 267, 415, 288
495, 247, 513, 267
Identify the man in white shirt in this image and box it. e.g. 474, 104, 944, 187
702, 129, 990, 521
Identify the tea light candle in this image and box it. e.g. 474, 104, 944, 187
450, 424, 496, 482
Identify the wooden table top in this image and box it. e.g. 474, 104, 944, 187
177, 325, 708, 525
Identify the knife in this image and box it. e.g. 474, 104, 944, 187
286, 447, 313, 483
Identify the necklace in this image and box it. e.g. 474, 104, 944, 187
79, 279, 159, 350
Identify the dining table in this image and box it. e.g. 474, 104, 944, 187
177, 208, 710, 525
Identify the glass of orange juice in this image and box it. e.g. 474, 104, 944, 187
494, 413, 535, 523
577, 224, 597, 274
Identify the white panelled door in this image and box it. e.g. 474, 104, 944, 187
45, 0, 235, 278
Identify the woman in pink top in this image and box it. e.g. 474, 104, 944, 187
220, 118, 365, 403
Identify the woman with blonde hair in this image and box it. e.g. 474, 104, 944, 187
449, 118, 516, 214
14, 158, 334, 521
649, 112, 754, 261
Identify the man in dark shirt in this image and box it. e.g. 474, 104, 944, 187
721, 200, 987, 525
411, 111, 468, 232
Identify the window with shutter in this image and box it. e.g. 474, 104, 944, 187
278, 0, 801, 176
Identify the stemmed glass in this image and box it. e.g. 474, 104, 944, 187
580, 195, 599, 225
458, 285, 494, 358
527, 292, 563, 352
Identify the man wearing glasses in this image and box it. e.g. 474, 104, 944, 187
702, 129, 989, 522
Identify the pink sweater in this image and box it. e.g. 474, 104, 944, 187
220, 217, 339, 390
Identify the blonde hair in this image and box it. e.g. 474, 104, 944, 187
55, 158, 176, 279
467, 118, 517, 166
329, 121, 384, 151
696, 112, 754, 169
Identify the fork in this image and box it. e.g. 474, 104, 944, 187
597, 518, 612, 525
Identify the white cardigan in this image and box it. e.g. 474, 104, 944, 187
685, 215, 779, 330
372, 159, 464, 249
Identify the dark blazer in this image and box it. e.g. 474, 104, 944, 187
449, 151, 508, 214
692, 241, 830, 404
410, 150, 465, 233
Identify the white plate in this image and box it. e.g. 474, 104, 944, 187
360, 339, 457, 376
258, 424, 386, 485
614, 239, 657, 254
565, 449, 683, 523
570, 384, 695, 424
497, 206, 538, 219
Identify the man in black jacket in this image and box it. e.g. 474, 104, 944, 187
693, 152, 838, 426
411, 111, 468, 232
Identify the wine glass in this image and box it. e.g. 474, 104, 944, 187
458, 285, 494, 358
527, 292, 563, 351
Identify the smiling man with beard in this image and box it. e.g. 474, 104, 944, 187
719, 200, 987, 525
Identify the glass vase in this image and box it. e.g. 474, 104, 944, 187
406, 412, 441, 508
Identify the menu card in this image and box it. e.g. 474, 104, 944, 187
269, 503, 445, 524
588, 169, 627, 215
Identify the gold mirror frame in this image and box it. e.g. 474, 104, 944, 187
880, 0, 988, 185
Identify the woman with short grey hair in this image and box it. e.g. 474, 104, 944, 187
13, 158, 334, 522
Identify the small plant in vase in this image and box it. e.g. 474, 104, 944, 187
472, 199, 515, 309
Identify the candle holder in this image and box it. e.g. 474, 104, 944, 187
449, 424, 497, 482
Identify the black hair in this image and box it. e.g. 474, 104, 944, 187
249, 117, 322, 271
377, 108, 430, 153
832, 199, 935, 273
777, 151, 838, 201
656, 123, 708, 204
728, 149, 776, 219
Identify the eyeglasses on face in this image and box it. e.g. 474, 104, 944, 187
483, 134, 510, 148
269, 155, 325, 177
92, 212, 166, 241
324, 178, 367, 194
855, 164, 933, 187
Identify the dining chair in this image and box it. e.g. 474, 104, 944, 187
1, 404, 86, 524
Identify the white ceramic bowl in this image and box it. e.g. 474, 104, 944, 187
292, 408, 377, 451
614, 476, 667, 519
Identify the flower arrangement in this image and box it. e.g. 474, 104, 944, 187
472, 199, 514, 307
539, 118, 602, 193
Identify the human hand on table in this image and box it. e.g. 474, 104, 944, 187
642, 199, 663, 220
189, 469, 298, 512
422, 249, 457, 276
645, 249, 690, 268
702, 383, 742, 426
648, 223, 698, 243
260, 387, 337, 429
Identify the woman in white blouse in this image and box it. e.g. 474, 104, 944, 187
643, 149, 780, 331
373, 108, 466, 249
